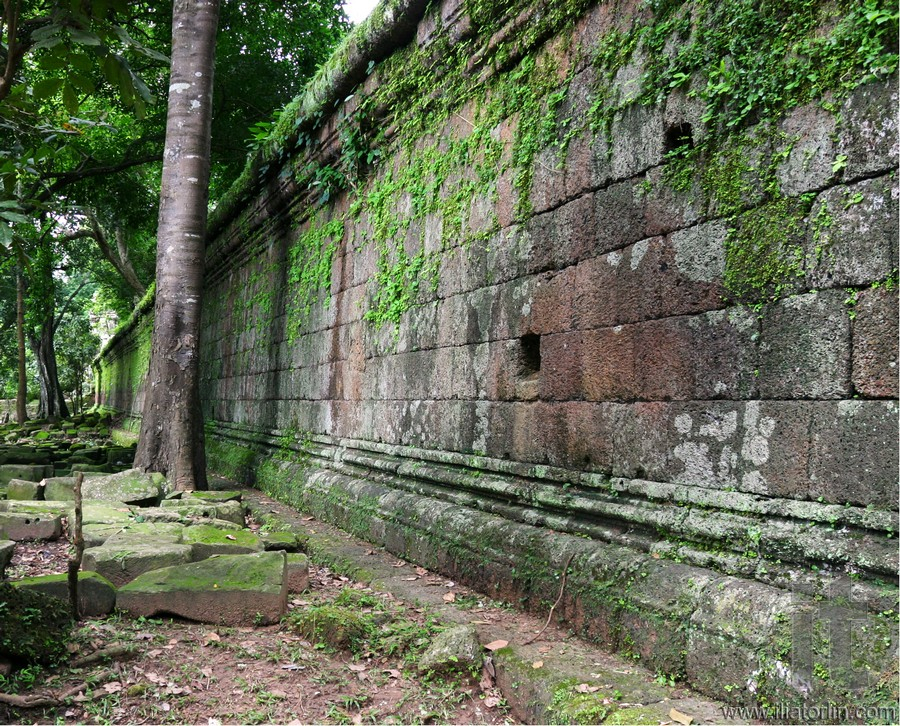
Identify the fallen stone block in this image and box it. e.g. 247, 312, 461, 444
260, 530, 302, 552
417, 624, 483, 674
14, 571, 117, 617
0, 540, 13, 575
103, 522, 185, 546
43, 476, 75, 500
0, 512, 62, 541
286, 553, 309, 593
82, 542, 193, 587
7, 478, 44, 500
0, 582, 73, 665
82, 469, 165, 505
1, 500, 71, 516
76, 502, 134, 525
180, 490, 243, 503
161, 499, 245, 526
117, 550, 288, 626
0, 464, 50, 487
71, 463, 112, 474
181, 524, 263, 561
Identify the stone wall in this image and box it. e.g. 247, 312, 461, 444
97, 0, 899, 710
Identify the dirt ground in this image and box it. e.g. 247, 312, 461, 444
1, 526, 519, 725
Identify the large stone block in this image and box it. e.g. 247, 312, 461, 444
14, 571, 117, 617
82, 542, 194, 587
117, 551, 288, 626
758, 291, 851, 399
0, 511, 62, 541
7, 478, 43, 500
181, 524, 263, 561
808, 400, 899, 508
0, 464, 50, 486
81, 468, 165, 505
805, 177, 898, 289
852, 287, 898, 398
838, 78, 899, 178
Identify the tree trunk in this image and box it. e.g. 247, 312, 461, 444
134, 0, 219, 491
29, 319, 69, 421
15, 266, 27, 425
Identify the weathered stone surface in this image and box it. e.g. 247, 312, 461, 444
14, 571, 117, 617
852, 288, 898, 398
6, 478, 43, 500
808, 400, 899, 508
180, 490, 242, 503
82, 469, 165, 504
0, 539, 13, 575
261, 530, 302, 552
285, 552, 309, 593
103, 522, 185, 546
417, 624, 483, 674
77, 502, 134, 525
82, 542, 193, 587
838, 78, 899, 178
181, 524, 263, 561
0, 511, 62, 541
1, 499, 71, 516
117, 551, 288, 625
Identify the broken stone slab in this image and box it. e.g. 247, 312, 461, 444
0, 464, 52, 486
81, 469, 166, 505
160, 499, 245, 525
286, 553, 309, 593
83, 524, 128, 548
6, 478, 44, 500
0, 540, 13, 575
0, 511, 62, 541
82, 542, 193, 587
117, 551, 288, 626
181, 524, 263, 561
13, 571, 117, 617
417, 624, 483, 675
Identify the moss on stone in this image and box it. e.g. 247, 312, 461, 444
0, 581, 73, 665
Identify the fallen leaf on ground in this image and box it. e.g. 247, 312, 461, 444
669, 707, 693, 725
348, 664, 367, 672
484, 696, 502, 708
385, 669, 402, 679
443, 592, 456, 602
402, 576, 418, 581
392, 560, 406, 568
225, 534, 237, 541
575, 683, 600, 693
134, 632, 154, 641
415, 567, 427, 575
147, 649, 163, 658
484, 640, 509, 651
104, 682, 123, 694
203, 632, 220, 645
270, 689, 288, 699
532, 660, 543, 669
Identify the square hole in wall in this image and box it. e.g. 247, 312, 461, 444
519, 333, 541, 378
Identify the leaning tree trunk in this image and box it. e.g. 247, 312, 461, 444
134, 0, 219, 491
15, 266, 27, 425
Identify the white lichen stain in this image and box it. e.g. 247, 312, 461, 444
630, 239, 648, 270
699, 411, 737, 441
674, 413, 693, 434
607, 250, 623, 267
170, 82, 191, 94
741, 402, 775, 468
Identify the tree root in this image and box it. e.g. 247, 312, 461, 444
71, 644, 136, 668
523, 552, 576, 646
0, 681, 87, 708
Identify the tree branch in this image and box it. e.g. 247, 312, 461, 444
45, 153, 161, 193
52, 279, 88, 335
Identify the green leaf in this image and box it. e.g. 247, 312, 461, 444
62, 83, 79, 115
69, 51, 94, 73
0, 211, 29, 224
38, 53, 68, 71
32, 77, 64, 100
69, 72, 96, 96
69, 28, 103, 46
0, 223, 12, 249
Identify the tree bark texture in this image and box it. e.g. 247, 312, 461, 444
30, 319, 69, 421
134, 0, 219, 490
15, 266, 27, 425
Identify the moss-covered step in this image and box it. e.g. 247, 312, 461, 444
178, 490, 242, 503
6, 478, 44, 500
0, 511, 62, 541
0, 582, 73, 665
117, 550, 289, 626
103, 521, 186, 546
260, 530, 303, 552
13, 571, 117, 617
181, 524, 264, 561
0, 448, 49, 465
286, 552, 309, 593
82, 542, 193, 587
81, 469, 166, 505
1, 500, 72, 516
75, 502, 134, 525
0, 539, 13, 575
